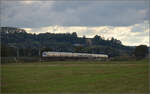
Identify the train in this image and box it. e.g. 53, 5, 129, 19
42, 51, 108, 60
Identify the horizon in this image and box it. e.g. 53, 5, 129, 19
1, 0, 149, 46
1, 26, 149, 47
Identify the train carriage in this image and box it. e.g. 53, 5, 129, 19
42, 51, 108, 60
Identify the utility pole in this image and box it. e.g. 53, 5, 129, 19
16, 47, 19, 58
39, 48, 41, 57
38, 47, 41, 62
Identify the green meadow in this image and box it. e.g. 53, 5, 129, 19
1, 59, 149, 93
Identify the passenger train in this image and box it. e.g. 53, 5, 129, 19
42, 51, 108, 59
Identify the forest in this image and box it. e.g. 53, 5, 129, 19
1, 27, 134, 57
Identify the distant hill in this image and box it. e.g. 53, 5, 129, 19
0, 27, 134, 57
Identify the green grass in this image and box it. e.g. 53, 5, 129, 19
1, 59, 149, 93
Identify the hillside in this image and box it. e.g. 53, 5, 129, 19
0, 27, 134, 57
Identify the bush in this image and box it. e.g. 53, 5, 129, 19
134, 45, 148, 59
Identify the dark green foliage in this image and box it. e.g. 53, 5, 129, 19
134, 45, 148, 58
0, 27, 134, 57
1, 43, 17, 57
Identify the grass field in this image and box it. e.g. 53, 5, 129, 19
1, 59, 149, 93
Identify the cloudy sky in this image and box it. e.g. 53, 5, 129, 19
0, 0, 149, 46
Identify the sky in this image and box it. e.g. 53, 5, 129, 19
0, 0, 149, 46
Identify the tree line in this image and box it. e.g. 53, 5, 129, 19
1, 27, 148, 58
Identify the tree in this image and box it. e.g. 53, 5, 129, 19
134, 45, 148, 58
83, 35, 86, 39
72, 32, 77, 38
92, 35, 101, 45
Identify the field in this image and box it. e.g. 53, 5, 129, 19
1, 59, 149, 94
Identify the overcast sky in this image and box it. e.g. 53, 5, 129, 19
0, 0, 149, 46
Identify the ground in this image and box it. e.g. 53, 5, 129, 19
1, 59, 149, 93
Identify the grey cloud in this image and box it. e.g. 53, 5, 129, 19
0, 1, 149, 28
